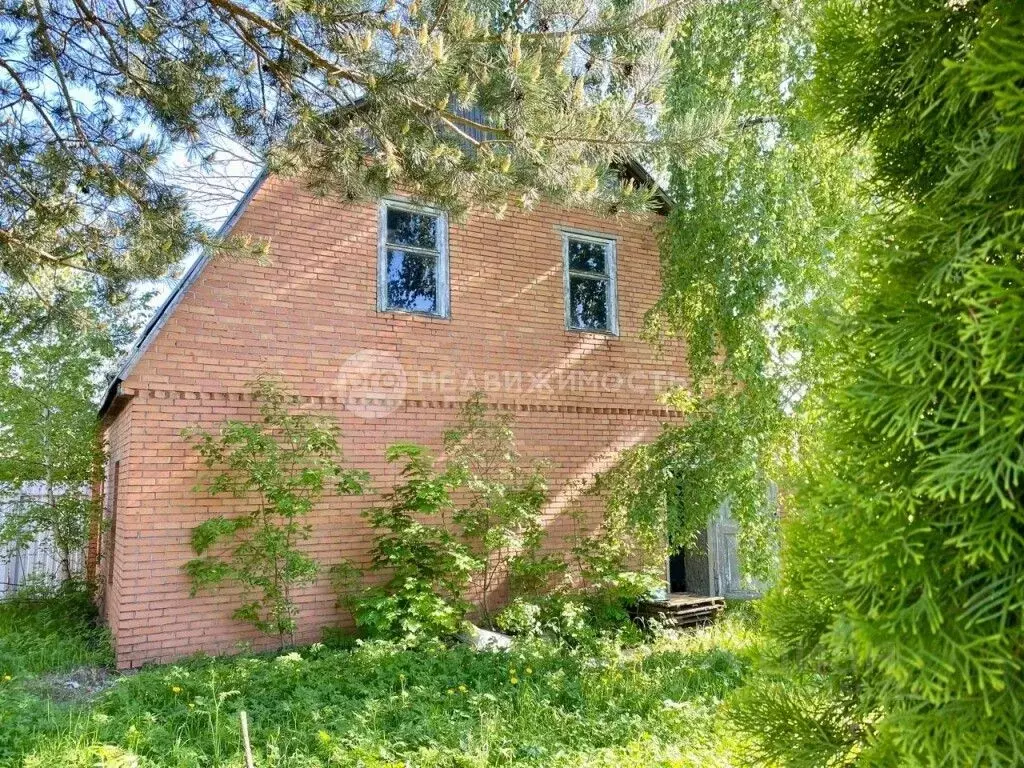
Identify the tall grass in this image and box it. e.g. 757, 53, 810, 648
1, 590, 762, 767
0, 581, 112, 677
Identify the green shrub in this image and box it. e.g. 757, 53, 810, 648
336, 395, 667, 645
737, 1, 1024, 764
183, 378, 367, 644
496, 591, 653, 649
443, 393, 555, 623
334, 443, 479, 643
494, 597, 543, 636
497, 521, 666, 648
336, 396, 568, 644
563, 501, 665, 633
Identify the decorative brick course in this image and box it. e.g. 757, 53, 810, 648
100, 175, 689, 668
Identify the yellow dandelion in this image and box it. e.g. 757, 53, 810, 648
171, 686, 182, 695
2, 674, 11, 682
509, 677, 519, 685
458, 684, 468, 693
525, 667, 533, 675
447, 688, 455, 695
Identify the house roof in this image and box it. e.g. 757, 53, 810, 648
98, 168, 269, 418
613, 158, 671, 215
98, 158, 669, 419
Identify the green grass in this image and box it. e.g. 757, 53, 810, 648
0, 582, 112, 677
0, 594, 761, 767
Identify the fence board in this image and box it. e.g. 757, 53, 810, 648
0, 482, 84, 598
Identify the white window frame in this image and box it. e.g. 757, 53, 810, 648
377, 199, 450, 318
562, 231, 618, 335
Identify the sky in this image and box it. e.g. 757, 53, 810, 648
142, 142, 264, 309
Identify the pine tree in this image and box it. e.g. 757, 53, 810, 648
733, 2, 1024, 764
1, 0, 696, 311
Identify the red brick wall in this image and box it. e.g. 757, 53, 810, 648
100, 397, 132, 646
103, 175, 689, 668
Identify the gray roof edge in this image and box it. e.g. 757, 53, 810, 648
98, 168, 269, 417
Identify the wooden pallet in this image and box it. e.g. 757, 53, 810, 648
630, 593, 726, 629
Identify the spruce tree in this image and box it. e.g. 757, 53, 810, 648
734, 2, 1024, 764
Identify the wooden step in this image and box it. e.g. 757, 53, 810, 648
629, 592, 725, 630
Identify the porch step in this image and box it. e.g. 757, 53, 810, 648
630, 593, 726, 629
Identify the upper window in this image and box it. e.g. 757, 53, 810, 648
378, 201, 449, 317
563, 233, 618, 334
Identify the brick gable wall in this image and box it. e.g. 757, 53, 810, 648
101, 175, 689, 668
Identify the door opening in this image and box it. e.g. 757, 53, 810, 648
668, 550, 687, 594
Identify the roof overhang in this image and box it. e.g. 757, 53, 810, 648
612, 158, 671, 215
97, 168, 269, 418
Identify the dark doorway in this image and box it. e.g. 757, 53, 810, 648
668, 550, 687, 594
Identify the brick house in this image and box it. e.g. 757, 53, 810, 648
94, 168, 741, 669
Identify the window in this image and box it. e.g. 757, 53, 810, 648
563, 233, 617, 334
378, 201, 449, 317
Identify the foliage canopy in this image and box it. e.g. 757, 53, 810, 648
0, 285, 142, 579
735, 1, 1024, 765
612, 0, 862, 577
1, 0, 697, 311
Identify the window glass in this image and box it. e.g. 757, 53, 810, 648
386, 249, 438, 313
380, 203, 447, 317
568, 239, 607, 273
564, 235, 615, 333
107, 461, 119, 585
568, 276, 609, 330
387, 208, 437, 250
